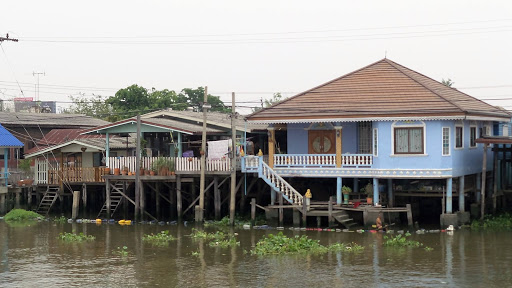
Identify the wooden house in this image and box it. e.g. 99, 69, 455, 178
242, 58, 511, 226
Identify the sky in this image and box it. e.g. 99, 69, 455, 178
1, 0, 512, 115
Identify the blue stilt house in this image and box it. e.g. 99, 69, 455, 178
0, 124, 24, 186
242, 58, 511, 225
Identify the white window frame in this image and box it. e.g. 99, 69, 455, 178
455, 124, 464, 149
503, 124, 509, 137
442, 127, 450, 156
373, 128, 378, 157
469, 125, 477, 148
390, 121, 427, 156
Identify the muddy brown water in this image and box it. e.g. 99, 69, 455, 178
0, 221, 511, 287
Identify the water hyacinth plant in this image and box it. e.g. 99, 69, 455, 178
142, 230, 176, 246
58, 232, 95, 242
383, 232, 432, 251
471, 213, 512, 230
250, 232, 364, 255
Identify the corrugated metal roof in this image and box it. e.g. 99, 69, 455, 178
36, 129, 104, 145
0, 124, 23, 147
248, 59, 511, 123
24, 136, 136, 157
0, 112, 110, 128
141, 110, 268, 133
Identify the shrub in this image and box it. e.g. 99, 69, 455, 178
471, 213, 512, 230
4, 209, 42, 221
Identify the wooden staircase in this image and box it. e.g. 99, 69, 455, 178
36, 186, 60, 216
97, 182, 124, 218
259, 160, 304, 208
332, 210, 358, 229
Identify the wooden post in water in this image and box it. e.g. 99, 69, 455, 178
279, 193, 283, 226
229, 92, 237, 225
82, 184, 87, 216
481, 144, 488, 220
302, 198, 307, 227
328, 196, 333, 227
72, 190, 80, 220
406, 204, 413, 227
251, 198, 256, 226
177, 175, 182, 221
363, 208, 368, 227
214, 176, 220, 220
140, 182, 145, 221
106, 179, 111, 218
27, 187, 32, 210
15, 191, 21, 208
0, 191, 5, 214
156, 183, 161, 220
493, 148, 498, 213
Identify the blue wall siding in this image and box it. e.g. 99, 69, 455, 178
285, 120, 494, 177
342, 122, 358, 154
287, 123, 308, 154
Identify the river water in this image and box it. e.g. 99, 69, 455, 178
0, 220, 511, 288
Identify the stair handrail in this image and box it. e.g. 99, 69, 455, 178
259, 159, 303, 206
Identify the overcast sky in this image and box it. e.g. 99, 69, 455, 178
1, 0, 511, 114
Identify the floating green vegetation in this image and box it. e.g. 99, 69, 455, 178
114, 246, 129, 257
383, 232, 432, 251
471, 213, 512, 230
54, 216, 67, 224
204, 216, 266, 228
327, 242, 365, 252
58, 232, 95, 242
4, 209, 42, 222
142, 230, 176, 246
208, 235, 240, 248
191, 251, 200, 257
190, 229, 240, 248
250, 232, 364, 256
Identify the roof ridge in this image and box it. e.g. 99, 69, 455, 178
247, 58, 389, 118
383, 59, 465, 113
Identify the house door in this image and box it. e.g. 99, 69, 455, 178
308, 130, 335, 154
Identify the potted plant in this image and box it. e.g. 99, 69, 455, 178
121, 166, 128, 175
169, 158, 176, 175
342, 185, 352, 204
362, 183, 373, 205
114, 168, 121, 175
18, 158, 33, 186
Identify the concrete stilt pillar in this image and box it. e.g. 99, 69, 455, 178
373, 178, 379, 205
270, 188, 276, 205
446, 178, 453, 214
336, 177, 342, 205
459, 176, 465, 212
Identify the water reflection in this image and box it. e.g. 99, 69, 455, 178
1, 221, 512, 287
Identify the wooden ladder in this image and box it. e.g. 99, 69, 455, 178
36, 186, 60, 216
97, 182, 124, 219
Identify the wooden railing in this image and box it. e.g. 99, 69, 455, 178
260, 160, 303, 206
46, 167, 108, 185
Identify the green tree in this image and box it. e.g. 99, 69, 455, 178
63, 93, 114, 121
179, 87, 229, 113
442, 78, 454, 87
106, 84, 151, 118
253, 92, 284, 112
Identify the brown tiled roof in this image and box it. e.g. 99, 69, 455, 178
248, 59, 511, 122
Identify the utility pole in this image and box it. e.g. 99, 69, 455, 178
135, 115, 141, 221
33, 71, 45, 102
198, 86, 210, 222
229, 92, 237, 225
0, 34, 18, 43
